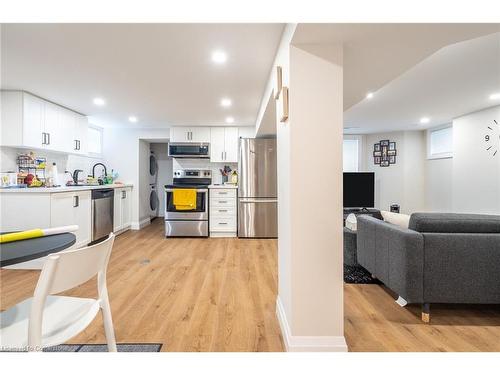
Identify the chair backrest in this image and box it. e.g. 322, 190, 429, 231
35, 233, 115, 296
27, 233, 115, 350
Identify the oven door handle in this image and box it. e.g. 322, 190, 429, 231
165, 188, 208, 193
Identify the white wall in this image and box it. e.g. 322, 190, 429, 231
138, 139, 150, 223
172, 158, 237, 186
102, 127, 170, 228
359, 105, 500, 215
452, 105, 500, 214
0, 146, 104, 185
261, 22, 346, 351
150, 143, 172, 217
287, 43, 344, 340
425, 157, 453, 211
363, 131, 425, 214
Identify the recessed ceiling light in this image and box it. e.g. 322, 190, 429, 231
93, 97, 106, 106
225, 116, 234, 124
128, 116, 138, 123
212, 50, 227, 64
489, 93, 500, 100
220, 98, 232, 107
366, 92, 374, 99
420, 117, 430, 124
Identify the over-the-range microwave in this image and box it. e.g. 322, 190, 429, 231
168, 142, 210, 158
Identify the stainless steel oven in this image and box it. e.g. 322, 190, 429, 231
164, 169, 211, 237
168, 143, 210, 158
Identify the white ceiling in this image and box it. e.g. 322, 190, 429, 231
292, 23, 500, 110
344, 32, 500, 133
1, 24, 285, 128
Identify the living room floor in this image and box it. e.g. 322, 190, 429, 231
345, 283, 500, 351
1, 219, 499, 352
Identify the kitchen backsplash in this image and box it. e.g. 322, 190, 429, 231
172, 158, 238, 185
0, 147, 105, 185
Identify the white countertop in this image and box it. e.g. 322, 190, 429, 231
208, 184, 238, 189
0, 183, 133, 193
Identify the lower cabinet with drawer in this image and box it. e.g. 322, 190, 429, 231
209, 187, 237, 237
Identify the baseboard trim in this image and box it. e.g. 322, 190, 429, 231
276, 297, 348, 352
131, 217, 151, 230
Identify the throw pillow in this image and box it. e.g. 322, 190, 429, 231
345, 213, 357, 231
380, 210, 410, 229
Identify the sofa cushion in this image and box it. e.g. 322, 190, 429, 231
409, 213, 500, 233
380, 211, 410, 229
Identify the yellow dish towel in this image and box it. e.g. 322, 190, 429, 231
0, 229, 44, 244
173, 189, 197, 211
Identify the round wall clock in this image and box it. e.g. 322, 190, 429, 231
485, 119, 499, 157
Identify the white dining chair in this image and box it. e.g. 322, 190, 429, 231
0, 233, 117, 352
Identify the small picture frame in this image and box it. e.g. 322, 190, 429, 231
373, 151, 382, 157
387, 149, 397, 156
280, 86, 289, 122
389, 142, 396, 151
380, 160, 390, 167
275, 66, 283, 100
374, 143, 380, 152
389, 155, 396, 164
374, 156, 381, 164
380, 140, 390, 147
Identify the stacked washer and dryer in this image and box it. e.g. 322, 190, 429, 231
149, 151, 160, 219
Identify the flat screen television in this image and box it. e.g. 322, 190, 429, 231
343, 172, 375, 208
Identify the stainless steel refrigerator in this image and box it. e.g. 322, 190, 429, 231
238, 138, 278, 238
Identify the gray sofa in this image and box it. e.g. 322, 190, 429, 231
356, 213, 500, 322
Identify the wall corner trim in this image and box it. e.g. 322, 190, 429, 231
276, 297, 348, 352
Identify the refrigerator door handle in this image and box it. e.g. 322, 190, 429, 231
239, 198, 278, 203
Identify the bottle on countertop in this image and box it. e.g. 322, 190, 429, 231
230, 170, 238, 185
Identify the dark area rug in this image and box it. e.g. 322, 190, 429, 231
344, 264, 381, 284
43, 343, 162, 352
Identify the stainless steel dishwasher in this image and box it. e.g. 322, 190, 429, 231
91, 189, 114, 243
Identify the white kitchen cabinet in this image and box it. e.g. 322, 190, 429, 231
171, 127, 210, 143
209, 187, 237, 237
73, 114, 88, 154
0, 91, 88, 155
210, 127, 239, 163
210, 127, 226, 162
22, 93, 45, 149
190, 127, 211, 143
0, 193, 52, 232
50, 191, 91, 248
224, 127, 239, 162
46, 103, 71, 152
114, 187, 132, 232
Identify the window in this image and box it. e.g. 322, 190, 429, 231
427, 125, 453, 159
88, 125, 103, 156
343, 138, 359, 172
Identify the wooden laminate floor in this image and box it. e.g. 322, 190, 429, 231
2, 219, 500, 351
0, 219, 284, 352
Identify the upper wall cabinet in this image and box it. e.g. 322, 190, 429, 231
1, 91, 88, 155
210, 127, 239, 163
171, 127, 210, 143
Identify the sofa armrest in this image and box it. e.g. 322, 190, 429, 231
423, 232, 500, 303
357, 216, 424, 302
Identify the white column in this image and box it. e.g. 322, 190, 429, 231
276, 43, 346, 351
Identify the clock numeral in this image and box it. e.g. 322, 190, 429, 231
485, 135, 490, 142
